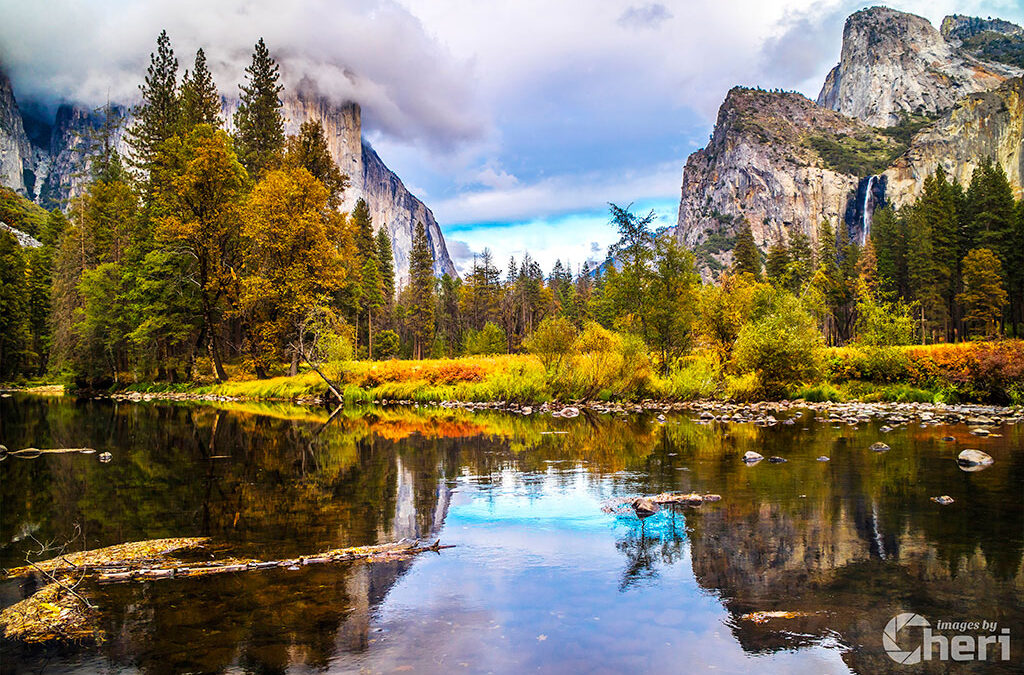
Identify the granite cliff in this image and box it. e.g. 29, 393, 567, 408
677, 7, 1024, 278
0, 73, 456, 283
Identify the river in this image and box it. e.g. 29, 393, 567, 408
1, 394, 1022, 673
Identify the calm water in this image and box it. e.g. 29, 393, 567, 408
1, 395, 1022, 674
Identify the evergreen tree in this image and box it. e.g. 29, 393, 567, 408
408, 221, 435, 359
764, 237, 790, 286
732, 220, 760, 279
870, 205, 905, 299
127, 30, 179, 175
179, 48, 221, 131
607, 203, 655, 335
351, 198, 375, 259
964, 159, 1015, 261
284, 120, 348, 208
234, 38, 284, 178
376, 227, 396, 317
0, 231, 30, 378
787, 231, 813, 292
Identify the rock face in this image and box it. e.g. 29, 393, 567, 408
677, 8, 1024, 278
674, 87, 899, 274
0, 69, 31, 195
0, 74, 456, 283
885, 77, 1024, 208
817, 7, 1020, 127
274, 91, 458, 281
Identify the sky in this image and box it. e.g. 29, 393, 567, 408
1, 0, 1023, 275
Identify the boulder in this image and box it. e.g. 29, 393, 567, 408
742, 451, 764, 464
956, 449, 994, 467
870, 442, 890, 452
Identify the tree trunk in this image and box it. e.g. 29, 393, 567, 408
368, 307, 373, 360
289, 349, 299, 377
209, 330, 227, 382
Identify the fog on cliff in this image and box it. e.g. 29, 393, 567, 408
0, 0, 485, 151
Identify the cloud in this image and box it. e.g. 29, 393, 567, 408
0, 0, 487, 151
618, 4, 674, 29
432, 161, 682, 226
445, 197, 678, 276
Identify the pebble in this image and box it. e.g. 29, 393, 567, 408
816, 456, 830, 462
956, 449, 994, 467
931, 495, 955, 506
99, 452, 112, 463
767, 456, 788, 463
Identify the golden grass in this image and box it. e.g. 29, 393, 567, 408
0, 582, 100, 643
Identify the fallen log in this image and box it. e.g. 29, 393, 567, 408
0, 444, 96, 460
1, 537, 454, 644
95, 539, 454, 584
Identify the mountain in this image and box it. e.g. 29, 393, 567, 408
817, 6, 1020, 127
676, 6, 1024, 277
0, 70, 457, 283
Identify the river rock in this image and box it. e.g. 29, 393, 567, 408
816, 456, 830, 462
869, 442, 890, 452
931, 495, 955, 506
561, 406, 580, 418
99, 452, 112, 463
742, 451, 764, 464
957, 449, 994, 467
970, 428, 990, 436
768, 456, 788, 463
702, 494, 722, 502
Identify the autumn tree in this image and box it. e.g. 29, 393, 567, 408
957, 248, 1008, 338
241, 167, 349, 375
234, 38, 284, 178
154, 125, 247, 380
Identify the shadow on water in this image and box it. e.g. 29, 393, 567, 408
1, 395, 1022, 673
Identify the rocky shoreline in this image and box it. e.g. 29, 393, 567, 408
8, 388, 1015, 428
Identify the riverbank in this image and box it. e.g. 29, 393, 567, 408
6, 341, 1023, 407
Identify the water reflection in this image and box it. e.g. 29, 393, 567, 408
1, 395, 1022, 674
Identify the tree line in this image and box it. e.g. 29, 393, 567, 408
1, 32, 1022, 387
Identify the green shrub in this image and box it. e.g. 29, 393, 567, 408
667, 354, 721, 399
523, 316, 577, 375
463, 322, 507, 355
375, 330, 400, 359
793, 382, 845, 402
725, 372, 761, 402
732, 293, 823, 398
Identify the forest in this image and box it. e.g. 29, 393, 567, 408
1, 32, 1023, 403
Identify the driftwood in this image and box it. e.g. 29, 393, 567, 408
95, 539, 454, 584
1, 536, 454, 644
0, 445, 96, 460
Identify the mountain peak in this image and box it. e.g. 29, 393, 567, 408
817, 6, 1021, 126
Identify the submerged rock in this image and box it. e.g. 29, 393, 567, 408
957, 449, 994, 468
931, 495, 955, 506
869, 442, 890, 453
767, 456, 788, 463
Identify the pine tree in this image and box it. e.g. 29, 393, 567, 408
376, 227, 395, 311
234, 38, 284, 178
764, 237, 790, 286
408, 221, 435, 359
128, 30, 180, 175
351, 198, 375, 259
964, 159, 1015, 260
0, 231, 30, 378
732, 220, 760, 279
787, 231, 813, 292
284, 120, 348, 208
179, 48, 221, 131
870, 205, 906, 299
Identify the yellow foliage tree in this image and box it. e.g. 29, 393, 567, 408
241, 167, 352, 377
